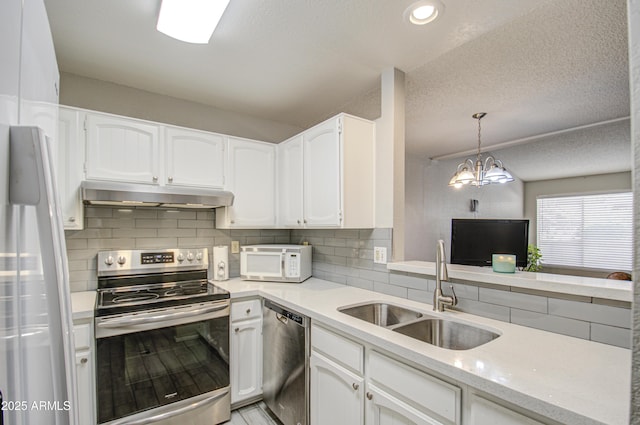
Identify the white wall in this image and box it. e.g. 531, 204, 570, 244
59, 72, 303, 143
405, 155, 524, 261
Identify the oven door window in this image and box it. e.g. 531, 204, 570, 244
96, 315, 229, 424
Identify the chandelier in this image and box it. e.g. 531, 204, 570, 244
448, 112, 514, 188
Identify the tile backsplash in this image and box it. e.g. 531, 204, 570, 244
66, 206, 630, 348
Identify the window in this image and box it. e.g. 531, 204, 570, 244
536, 192, 633, 270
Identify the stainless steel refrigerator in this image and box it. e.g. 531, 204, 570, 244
0, 0, 78, 424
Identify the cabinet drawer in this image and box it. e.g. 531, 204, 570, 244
73, 323, 92, 351
369, 351, 461, 424
311, 324, 363, 374
231, 299, 262, 321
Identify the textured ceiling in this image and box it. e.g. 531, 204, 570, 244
43, 0, 631, 181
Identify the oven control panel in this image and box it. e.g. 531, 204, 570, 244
98, 248, 208, 275
141, 252, 174, 264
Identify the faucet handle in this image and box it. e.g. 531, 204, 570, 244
449, 285, 458, 307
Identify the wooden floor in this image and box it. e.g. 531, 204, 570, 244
224, 402, 283, 425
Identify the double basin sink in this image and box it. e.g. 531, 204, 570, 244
338, 302, 499, 350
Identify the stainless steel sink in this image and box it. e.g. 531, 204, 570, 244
338, 302, 423, 327
393, 318, 500, 350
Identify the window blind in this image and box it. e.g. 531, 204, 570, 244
536, 192, 633, 271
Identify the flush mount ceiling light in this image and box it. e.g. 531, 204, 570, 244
449, 113, 514, 188
405, 1, 442, 25
157, 0, 231, 44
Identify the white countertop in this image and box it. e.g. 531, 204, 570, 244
70, 291, 96, 321
387, 261, 633, 302
215, 277, 630, 425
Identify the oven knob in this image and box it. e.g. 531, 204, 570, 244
186, 252, 194, 262
177, 253, 185, 262
104, 255, 114, 266
195, 252, 203, 261
117, 256, 127, 265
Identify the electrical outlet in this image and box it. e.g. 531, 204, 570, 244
231, 241, 240, 254
374, 246, 387, 264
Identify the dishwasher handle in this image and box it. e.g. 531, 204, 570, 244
264, 299, 307, 327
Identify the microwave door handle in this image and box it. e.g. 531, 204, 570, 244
281, 253, 286, 278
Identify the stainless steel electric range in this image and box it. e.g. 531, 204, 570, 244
94, 248, 230, 425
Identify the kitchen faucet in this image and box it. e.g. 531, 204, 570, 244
434, 239, 457, 312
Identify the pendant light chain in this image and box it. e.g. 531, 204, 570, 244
476, 115, 482, 161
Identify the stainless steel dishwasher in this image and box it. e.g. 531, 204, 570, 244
262, 299, 309, 425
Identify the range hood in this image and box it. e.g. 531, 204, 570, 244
81, 180, 234, 209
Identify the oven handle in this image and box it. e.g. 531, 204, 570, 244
97, 302, 228, 329
107, 390, 228, 425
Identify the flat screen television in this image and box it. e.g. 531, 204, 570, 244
451, 219, 529, 268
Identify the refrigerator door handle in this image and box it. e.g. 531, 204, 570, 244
9, 126, 79, 425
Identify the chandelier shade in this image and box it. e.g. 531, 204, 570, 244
449, 113, 514, 188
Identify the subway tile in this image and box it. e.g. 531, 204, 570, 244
65, 238, 87, 250
334, 229, 360, 239
69, 280, 90, 293
322, 255, 348, 266
87, 218, 135, 228
510, 286, 592, 303
389, 272, 428, 290
592, 298, 632, 309
112, 228, 158, 238
455, 299, 510, 322
449, 282, 479, 301
158, 210, 197, 219
408, 288, 433, 305
178, 237, 215, 247
363, 228, 391, 240
373, 263, 388, 272
178, 219, 214, 229
548, 298, 631, 328
358, 249, 374, 260
197, 211, 215, 221
135, 238, 178, 248
158, 228, 197, 238
113, 208, 157, 219
359, 269, 389, 284
135, 218, 177, 228
590, 323, 631, 348
479, 287, 547, 313
66, 228, 112, 239
275, 235, 290, 243
334, 247, 359, 258
511, 308, 590, 339
334, 264, 360, 277
313, 246, 335, 256
229, 229, 262, 237
69, 269, 93, 283
312, 262, 336, 273
373, 282, 408, 298
84, 207, 113, 218
259, 229, 289, 236
67, 249, 97, 261
346, 258, 374, 270
68, 260, 88, 271
314, 270, 347, 285
324, 238, 347, 247
347, 276, 374, 291
87, 238, 136, 249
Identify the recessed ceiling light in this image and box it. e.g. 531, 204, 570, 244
157, 0, 231, 44
405, 1, 442, 25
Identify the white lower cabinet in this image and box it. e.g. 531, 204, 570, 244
310, 352, 365, 425
230, 298, 263, 405
310, 324, 460, 425
73, 320, 95, 425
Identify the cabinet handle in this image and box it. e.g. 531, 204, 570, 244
303, 219, 307, 224
152, 176, 158, 182
297, 220, 301, 225
68, 217, 76, 222
366, 392, 373, 400
168, 176, 173, 183
234, 327, 239, 333
352, 383, 359, 390
246, 308, 251, 314
80, 358, 88, 364
230, 220, 235, 224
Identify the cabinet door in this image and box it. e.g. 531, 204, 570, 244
85, 113, 160, 184
310, 352, 364, 425
57, 107, 84, 229
468, 395, 545, 425
221, 137, 275, 227
75, 350, 95, 425
276, 135, 304, 227
303, 117, 341, 227
366, 383, 443, 425
231, 317, 263, 404
165, 127, 225, 188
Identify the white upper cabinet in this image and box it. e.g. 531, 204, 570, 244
277, 135, 304, 226
164, 126, 225, 188
217, 136, 276, 228
276, 113, 375, 229
85, 112, 160, 184
57, 106, 85, 229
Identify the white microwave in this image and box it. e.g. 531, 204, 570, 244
240, 244, 312, 283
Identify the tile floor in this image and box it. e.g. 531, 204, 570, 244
224, 402, 282, 425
